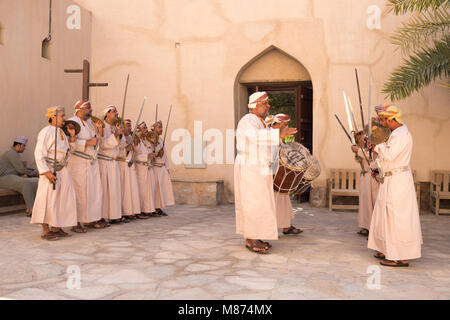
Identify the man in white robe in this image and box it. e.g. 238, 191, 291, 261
351, 131, 379, 236
118, 119, 141, 220
98, 105, 125, 224
31, 107, 78, 240
134, 122, 156, 218
265, 114, 303, 235
151, 121, 175, 216
368, 106, 422, 267
235, 92, 297, 253
67, 100, 105, 232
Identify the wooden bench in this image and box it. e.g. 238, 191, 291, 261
429, 170, 450, 215
327, 169, 360, 211
327, 169, 421, 212
0, 188, 26, 214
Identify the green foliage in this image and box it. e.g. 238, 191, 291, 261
383, 35, 450, 101
268, 93, 296, 128
383, 0, 449, 100
391, 7, 450, 54
387, 0, 448, 14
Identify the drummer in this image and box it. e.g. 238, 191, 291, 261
265, 114, 303, 235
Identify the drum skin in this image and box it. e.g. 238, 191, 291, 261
303, 156, 321, 181
273, 142, 311, 194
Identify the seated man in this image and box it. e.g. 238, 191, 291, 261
0, 136, 39, 216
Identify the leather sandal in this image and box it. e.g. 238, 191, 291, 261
245, 240, 269, 254
380, 259, 409, 267
56, 229, 72, 237
357, 229, 369, 236
374, 252, 385, 259
72, 225, 87, 233
41, 232, 59, 241
283, 226, 303, 235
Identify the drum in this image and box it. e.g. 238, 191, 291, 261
273, 142, 311, 194
295, 154, 321, 194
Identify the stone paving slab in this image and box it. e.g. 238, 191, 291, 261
0, 204, 449, 300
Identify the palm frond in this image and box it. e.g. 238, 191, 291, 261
391, 7, 450, 54
382, 35, 450, 101
387, 0, 449, 15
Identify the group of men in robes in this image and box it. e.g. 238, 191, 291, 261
235, 92, 423, 267
27, 100, 174, 241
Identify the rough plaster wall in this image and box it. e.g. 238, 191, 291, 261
0, 0, 91, 166
73, 0, 449, 204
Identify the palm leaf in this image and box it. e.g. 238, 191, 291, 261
387, 0, 449, 15
391, 7, 450, 54
382, 35, 450, 101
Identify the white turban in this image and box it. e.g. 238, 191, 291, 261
103, 105, 116, 116
273, 113, 290, 124
14, 136, 28, 145
74, 100, 90, 110
248, 91, 268, 109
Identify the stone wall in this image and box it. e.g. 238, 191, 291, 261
0, 0, 92, 166
172, 178, 225, 206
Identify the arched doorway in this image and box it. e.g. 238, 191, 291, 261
234, 46, 313, 202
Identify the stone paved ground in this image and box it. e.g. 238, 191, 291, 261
0, 204, 449, 300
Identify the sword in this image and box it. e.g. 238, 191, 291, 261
368, 76, 373, 139
343, 91, 356, 144
153, 104, 159, 164
128, 96, 147, 167
53, 110, 58, 190
162, 104, 173, 149
347, 95, 359, 133
91, 137, 101, 165
119, 74, 130, 139
334, 114, 352, 143
355, 68, 365, 130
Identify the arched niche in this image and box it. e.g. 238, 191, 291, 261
234, 46, 312, 126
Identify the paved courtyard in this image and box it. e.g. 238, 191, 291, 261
0, 204, 449, 300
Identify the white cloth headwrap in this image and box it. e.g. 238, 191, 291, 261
74, 100, 90, 110
103, 105, 116, 116
14, 136, 28, 144
248, 91, 268, 109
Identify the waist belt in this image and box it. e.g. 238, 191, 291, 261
116, 157, 131, 163
153, 163, 165, 167
97, 154, 114, 161
71, 151, 120, 163
135, 160, 152, 167
70, 150, 94, 161
384, 166, 409, 177
45, 153, 69, 172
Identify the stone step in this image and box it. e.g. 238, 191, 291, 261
0, 204, 26, 214
0, 188, 25, 213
